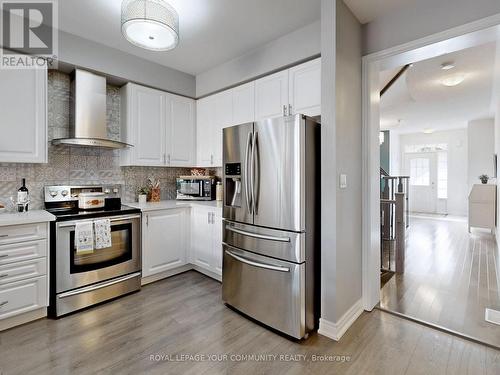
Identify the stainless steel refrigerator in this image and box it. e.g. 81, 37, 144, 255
222, 114, 320, 339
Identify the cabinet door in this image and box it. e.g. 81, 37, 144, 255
0, 66, 47, 163
131, 85, 166, 166
255, 70, 289, 121
213, 91, 233, 166
166, 94, 195, 167
211, 210, 223, 276
289, 58, 321, 116
191, 208, 213, 269
143, 209, 187, 277
196, 97, 214, 167
232, 82, 255, 125
0, 276, 47, 320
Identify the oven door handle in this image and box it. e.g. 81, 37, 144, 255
57, 272, 141, 298
57, 214, 141, 228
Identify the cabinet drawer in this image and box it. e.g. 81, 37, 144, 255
222, 245, 305, 339
0, 223, 47, 245
0, 276, 47, 320
0, 258, 47, 285
0, 240, 47, 265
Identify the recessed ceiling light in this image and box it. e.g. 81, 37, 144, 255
423, 128, 435, 134
441, 62, 455, 70
121, 0, 179, 51
441, 73, 465, 87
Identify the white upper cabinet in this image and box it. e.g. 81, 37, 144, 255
194, 58, 321, 168
0, 66, 47, 163
254, 70, 289, 121
289, 58, 321, 116
232, 81, 255, 125
196, 92, 232, 167
121, 83, 195, 167
196, 96, 215, 167
166, 94, 196, 167
213, 91, 233, 166
122, 84, 165, 166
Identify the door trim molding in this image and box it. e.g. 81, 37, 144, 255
362, 13, 500, 311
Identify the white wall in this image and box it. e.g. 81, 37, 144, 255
319, 0, 362, 336
334, 0, 363, 321
389, 130, 401, 175
398, 129, 468, 216
493, 41, 500, 240
362, 0, 500, 55
58, 31, 196, 97
195, 21, 320, 97
467, 118, 495, 189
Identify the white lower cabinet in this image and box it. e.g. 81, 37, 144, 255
140, 205, 223, 283
191, 206, 223, 278
0, 276, 47, 320
0, 221, 49, 331
142, 208, 188, 278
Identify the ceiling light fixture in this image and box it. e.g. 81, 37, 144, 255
121, 0, 179, 51
423, 128, 435, 134
441, 73, 465, 87
441, 62, 455, 70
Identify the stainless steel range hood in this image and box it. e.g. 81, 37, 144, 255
52, 69, 130, 149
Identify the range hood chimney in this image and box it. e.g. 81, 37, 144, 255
52, 69, 130, 149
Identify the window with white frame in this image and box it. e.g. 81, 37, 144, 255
437, 152, 448, 199
405, 143, 448, 153
409, 158, 430, 186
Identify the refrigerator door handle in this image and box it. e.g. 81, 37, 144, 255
244, 132, 253, 214
225, 225, 291, 243
251, 131, 258, 215
225, 249, 290, 272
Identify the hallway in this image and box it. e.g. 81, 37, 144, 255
380, 216, 500, 347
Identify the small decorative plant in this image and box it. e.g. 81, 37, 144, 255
147, 177, 161, 202
137, 186, 150, 203
479, 174, 489, 184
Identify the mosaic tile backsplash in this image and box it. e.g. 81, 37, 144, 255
0, 71, 219, 210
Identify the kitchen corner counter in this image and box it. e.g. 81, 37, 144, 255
124, 200, 223, 212
0, 210, 56, 227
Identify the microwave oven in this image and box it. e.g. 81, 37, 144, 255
176, 176, 216, 200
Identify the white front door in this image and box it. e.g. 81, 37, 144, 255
404, 152, 437, 213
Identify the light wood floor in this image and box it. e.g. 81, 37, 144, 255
1, 271, 499, 374
381, 216, 500, 347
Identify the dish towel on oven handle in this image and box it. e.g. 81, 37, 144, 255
75, 221, 94, 254
94, 218, 112, 249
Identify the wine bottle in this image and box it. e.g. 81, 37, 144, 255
17, 178, 29, 212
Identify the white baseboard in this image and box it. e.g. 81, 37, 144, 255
318, 298, 363, 341
141, 264, 193, 285
0, 307, 46, 331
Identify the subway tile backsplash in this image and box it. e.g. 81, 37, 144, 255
0, 70, 219, 210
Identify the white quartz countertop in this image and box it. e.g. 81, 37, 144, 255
0, 210, 56, 227
124, 200, 223, 212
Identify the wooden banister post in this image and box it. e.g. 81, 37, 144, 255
395, 192, 406, 273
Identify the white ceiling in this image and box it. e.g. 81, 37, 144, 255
343, 0, 418, 24
380, 42, 496, 134
57, 0, 320, 75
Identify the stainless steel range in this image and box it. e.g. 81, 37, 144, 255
45, 185, 141, 317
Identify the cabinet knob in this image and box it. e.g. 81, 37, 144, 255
0, 301, 8, 307
288, 104, 292, 115
283, 105, 287, 116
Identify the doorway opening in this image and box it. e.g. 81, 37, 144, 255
363, 18, 500, 348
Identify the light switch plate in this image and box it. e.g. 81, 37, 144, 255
339, 174, 347, 189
